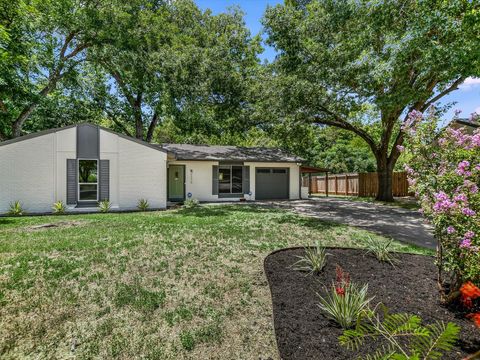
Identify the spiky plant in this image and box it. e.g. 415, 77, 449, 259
292, 242, 329, 274
98, 200, 111, 213
137, 199, 149, 211
317, 281, 374, 329
52, 201, 66, 214
8, 201, 24, 216
183, 198, 199, 209
339, 309, 460, 360
364, 236, 397, 265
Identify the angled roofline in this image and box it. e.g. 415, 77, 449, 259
0, 123, 169, 154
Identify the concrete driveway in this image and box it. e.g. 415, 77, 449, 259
272, 197, 436, 249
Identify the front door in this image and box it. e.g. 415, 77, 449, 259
168, 165, 185, 201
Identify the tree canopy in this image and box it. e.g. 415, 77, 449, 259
263, 0, 480, 200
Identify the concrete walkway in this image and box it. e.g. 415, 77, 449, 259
271, 198, 436, 249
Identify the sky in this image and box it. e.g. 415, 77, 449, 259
195, 0, 480, 122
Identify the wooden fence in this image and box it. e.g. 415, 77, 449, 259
306, 172, 410, 197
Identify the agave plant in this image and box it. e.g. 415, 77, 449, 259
52, 201, 67, 214
137, 199, 149, 211
292, 242, 329, 274
98, 200, 111, 213
363, 235, 397, 265
8, 201, 24, 216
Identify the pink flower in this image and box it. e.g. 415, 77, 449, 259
433, 192, 457, 213
460, 239, 472, 248
396, 145, 405, 152
454, 193, 468, 203
464, 231, 475, 239
462, 208, 476, 216
456, 160, 471, 176
447, 226, 456, 234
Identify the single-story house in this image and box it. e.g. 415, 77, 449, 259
0, 123, 305, 213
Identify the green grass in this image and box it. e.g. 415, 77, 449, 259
0, 205, 431, 359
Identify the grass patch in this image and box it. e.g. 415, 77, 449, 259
0, 205, 430, 359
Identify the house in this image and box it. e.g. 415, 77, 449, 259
0, 123, 304, 213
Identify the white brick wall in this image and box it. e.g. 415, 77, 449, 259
0, 134, 56, 213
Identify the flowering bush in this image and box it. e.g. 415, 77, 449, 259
402, 109, 480, 303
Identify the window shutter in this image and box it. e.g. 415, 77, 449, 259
212, 166, 219, 195
99, 160, 110, 201
242, 166, 250, 194
66, 159, 77, 205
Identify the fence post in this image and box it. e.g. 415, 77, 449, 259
334, 176, 338, 195
325, 172, 329, 197
345, 174, 349, 195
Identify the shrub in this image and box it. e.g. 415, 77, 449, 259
52, 201, 66, 214
402, 109, 480, 302
137, 199, 149, 211
317, 266, 374, 329
98, 200, 111, 213
292, 242, 328, 274
183, 198, 199, 209
363, 236, 397, 265
340, 307, 460, 359
8, 201, 24, 216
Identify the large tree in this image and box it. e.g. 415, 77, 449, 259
263, 0, 480, 201
90, 0, 260, 142
0, 0, 109, 139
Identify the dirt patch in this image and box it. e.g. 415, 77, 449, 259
24, 220, 86, 231
264, 248, 479, 360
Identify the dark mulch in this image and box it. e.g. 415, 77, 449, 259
264, 248, 480, 360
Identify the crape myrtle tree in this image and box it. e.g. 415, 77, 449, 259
263, 0, 480, 201
0, 0, 110, 139
90, 0, 261, 142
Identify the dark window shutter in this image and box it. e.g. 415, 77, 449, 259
99, 160, 110, 201
212, 165, 219, 195
242, 166, 250, 194
66, 159, 77, 205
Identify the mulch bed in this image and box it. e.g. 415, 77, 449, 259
264, 248, 479, 359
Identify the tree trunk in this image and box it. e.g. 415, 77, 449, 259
376, 157, 394, 202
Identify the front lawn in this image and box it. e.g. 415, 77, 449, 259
0, 205, 429, 359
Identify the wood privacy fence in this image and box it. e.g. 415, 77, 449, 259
306, 172, 410, 197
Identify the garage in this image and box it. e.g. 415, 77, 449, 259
255, 168, 289, 200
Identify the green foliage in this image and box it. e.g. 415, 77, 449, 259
8, 201, 24, 216
183, 198, 199, 209
52, 201, 66, 214
363, 236, 397, 265
339, 309, 460, 359
317, 282, 373, 329
98, 200, 111, 213
403, 110, 480, 292
292, 242, 328, 274
137, 199, 149, 211
262, 0, 480, 199
114, 282, 166, 313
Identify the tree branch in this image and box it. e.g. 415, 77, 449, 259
110, 70, 136, 109
420, 77, 465, 112
106, 110, 133, 137
312, 105, 378, 153
146, 111, 159, 143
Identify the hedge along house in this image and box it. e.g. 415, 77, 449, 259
0, 123, 304, 213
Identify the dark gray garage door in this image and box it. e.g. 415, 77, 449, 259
255, 168, 289, 200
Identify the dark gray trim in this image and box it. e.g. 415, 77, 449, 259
66, 159, 77, 205
255, 167, 290, 200
99, 159, 110, 201
77, 124, 99, 159
219, 161, 245, 165
167, 164, 186, 202
218, 193, 244, 198
212, 165, 219, 195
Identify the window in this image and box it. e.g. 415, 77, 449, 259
257, 168, 271, 174
78, 160, 98, 201
219, 166, 243, 194
273, 169, 287, 174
